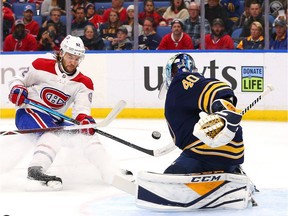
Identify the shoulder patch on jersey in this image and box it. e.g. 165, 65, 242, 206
71, 72, 94, 90
32, 58, 57, 75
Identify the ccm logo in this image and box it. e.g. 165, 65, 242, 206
190, 175, 222, 182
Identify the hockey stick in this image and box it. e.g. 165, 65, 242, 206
23, 99, 126, 127
240, 84, 274, 115
4, 99, 176, 157
0, 100, 126, 135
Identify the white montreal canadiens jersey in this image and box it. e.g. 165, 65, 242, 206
9, 58, 94, 118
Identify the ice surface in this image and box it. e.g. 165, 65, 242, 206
0, 119, 287, 216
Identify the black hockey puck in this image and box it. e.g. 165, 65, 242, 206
152, 131, 161, 139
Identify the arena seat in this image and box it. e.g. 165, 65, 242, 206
156, 26, 171, 38
94, 2, 111, 12
154, 1, 170, 10
12, 3, 37, 17
94, 2, 144, 13
123, 2, 144, 12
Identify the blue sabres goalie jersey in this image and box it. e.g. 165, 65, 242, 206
165, 72, 244, 165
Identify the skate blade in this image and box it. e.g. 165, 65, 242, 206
25, 179, 63, 192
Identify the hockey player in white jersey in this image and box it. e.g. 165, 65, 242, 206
8, 35, 122, 190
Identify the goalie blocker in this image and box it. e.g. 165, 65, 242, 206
136, 171, 255, 211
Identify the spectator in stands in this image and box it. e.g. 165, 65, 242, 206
139, 0, 167, 28
80, 25, 105, 50
71, 0, 87, 17
205, 18, 234, 49
28, 0, 45, 12
184, 2, 211, 49
41, 8, 66, 38
237, 21, 264, 49
205, 0, 229, 33
162, 0, 189, 25
71, 7, 93, 37
240, 1, 265, 38
122, 5, 143, 40
111, 26, 133, 50
101, 0, 127, 23
138, 17, 161, 50
85, 2, 103, 30
2, 0, 15, 39
221, 0, 241, 34
3, 19, 38, 51
99, 10, 122, 50
270, 17, 287, 49
37, 22, 63, 51
233, 1, 250, 30
11, 5, 40, 38
55, 0, 65, 14
262, 0, 287, 19
40, 0, 66, 17
158, 18, 194, 50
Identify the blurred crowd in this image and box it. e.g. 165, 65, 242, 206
1, 0, 287, 51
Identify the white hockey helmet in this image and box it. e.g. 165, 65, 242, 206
158, 53, 197, 99
60, 35, 85, 61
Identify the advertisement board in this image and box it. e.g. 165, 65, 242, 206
0, 51, 287, 120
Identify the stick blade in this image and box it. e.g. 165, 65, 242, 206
266, 84, 274, 92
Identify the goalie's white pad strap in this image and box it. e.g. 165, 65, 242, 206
136, 171, 254, 211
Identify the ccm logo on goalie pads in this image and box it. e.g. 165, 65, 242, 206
193, 110, 242, 148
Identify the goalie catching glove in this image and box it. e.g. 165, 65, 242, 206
193, 99, 242, 148
76, 114, 96, 136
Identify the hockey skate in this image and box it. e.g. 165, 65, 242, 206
26, 166, 63, 191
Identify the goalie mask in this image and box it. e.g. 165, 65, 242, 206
158, 53, 197, 99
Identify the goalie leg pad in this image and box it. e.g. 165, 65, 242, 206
136, 171, 255, 211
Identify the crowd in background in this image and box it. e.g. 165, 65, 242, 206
1, 0, 287, 51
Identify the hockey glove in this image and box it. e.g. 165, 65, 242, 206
76, 114, 96, 136
9, 85, 28, 106
193, 110, 242, 148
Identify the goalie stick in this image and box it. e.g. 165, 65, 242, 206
0, 100, 126, 135
5, 99, 176, 157
240, 84, 274, 115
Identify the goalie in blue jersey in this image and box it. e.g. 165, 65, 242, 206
136, 53, 256, 210
159, 53, 244, 175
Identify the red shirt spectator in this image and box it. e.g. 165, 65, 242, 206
3, 19, 38, 51
85, 3, 103, 29
204, 18, 234, 49
101, 0, 127, 23
158, 32, 194, 50
2, 4, 15, 23
11, 5, 40, 38
139, 0, 166, 28
205, 34, 235, 49
2, 2, 15, 38
158, 19, 194, 50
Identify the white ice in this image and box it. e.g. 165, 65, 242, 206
0, 119, 287, 216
